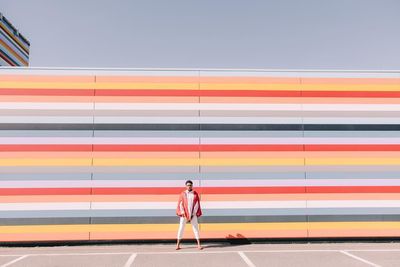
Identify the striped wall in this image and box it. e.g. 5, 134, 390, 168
0, 14, 30, 67
1, 68, 400, 243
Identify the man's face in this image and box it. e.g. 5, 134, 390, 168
186, 183, 193, 191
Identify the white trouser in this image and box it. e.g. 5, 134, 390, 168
177, 215, 200, 240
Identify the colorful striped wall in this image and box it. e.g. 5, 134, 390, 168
1, 68, 400, 243
0, 14, 30, 67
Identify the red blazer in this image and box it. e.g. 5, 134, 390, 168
176, 190, 202, 219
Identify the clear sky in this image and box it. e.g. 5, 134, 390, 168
1, 0, 399, 69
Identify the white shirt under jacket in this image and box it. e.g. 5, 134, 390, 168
180, 190, 199, 218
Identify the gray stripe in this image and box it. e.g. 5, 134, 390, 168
202, 166, 400, 173
0, 173, 92, 180
304, 131, 400, 137
93, 172, 305, 180
308, 215, 400, 222
3, 166, 400, 174
95, 110, 199, 116
201, 110, 400, 118
2, 208, 400, 218
0, 217, 90, 226
0, 166, 199, 174
306, 171, 400, 179
1, 215, 400, 226
92, 215, 307, 224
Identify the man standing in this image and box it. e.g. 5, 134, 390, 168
176, 180, 203, 250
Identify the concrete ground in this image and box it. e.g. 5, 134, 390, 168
0, 241, 399, 267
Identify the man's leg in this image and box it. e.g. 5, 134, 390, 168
191, 216, 202, 250
176, 216, 186, 250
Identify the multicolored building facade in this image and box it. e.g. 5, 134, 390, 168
0, 13, 30, 67
1, 68, 400, 243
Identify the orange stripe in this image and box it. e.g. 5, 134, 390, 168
0, 233, 89, 242
302, 77, 400, 85
201, 96, 400, 104
0, 75, 94, 83
96, 76, 198, 83
309, 229, 400, 238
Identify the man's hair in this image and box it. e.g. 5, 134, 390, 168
185, 180, 193, 185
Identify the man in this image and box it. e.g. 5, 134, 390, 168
176, 180, 203, 250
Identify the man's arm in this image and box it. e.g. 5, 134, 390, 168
179, 201, 185, 215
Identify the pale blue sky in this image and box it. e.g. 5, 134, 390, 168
1, 0, 399, 69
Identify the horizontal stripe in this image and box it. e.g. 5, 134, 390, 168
1, 221, 400, 234
6, 95, 400, 105
0, 158, 304, 166
0, 179, 326, 187
2, 193, 400, 203
4, 165, 400, 174
5, 110, 400, 118
4, 144, 400, 152
95, 90, 400, 97
2, 186, 400, 195
3, 207, 400, 218
4, 215, 400, 226
4, 124, 400, 131
5, 157, 400, 166
4, 82, 400, 91
3, 200, 400, 211
7, 103, 400, 111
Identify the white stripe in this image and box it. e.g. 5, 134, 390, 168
4, 200, 400, 211
304, 117, 400, 124
95, 103, 302, 111
0, 137, 199, 145
340, 251, 381, 267
3, 137, 400, 145
95, 103, 400, 112
0, 116, 93, 123
92, 201, 306, 210
0, 203, 90, 211
0, 103, 93, 110
201, 137, 400, 145
0, 255, 29, 267
238, 252, 256, 267
123, 253, 137, 267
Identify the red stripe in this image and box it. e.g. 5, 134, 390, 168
1, 186, 400, 195
0, 89, 94, 96
0, 188, 91, 196
307, 186, 400, 193
303, 91, 400, 98
97, 89, 400, 98
1, 88, 400, 98
93, 187, 307, 195
94, 144, 304, 152
95, 89, 301, 97
4, 144, 400, 152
